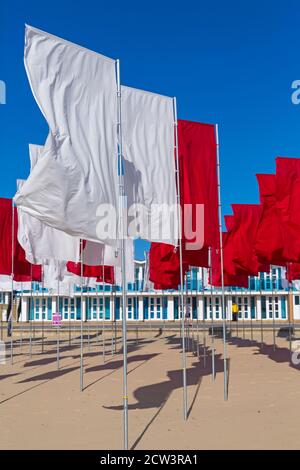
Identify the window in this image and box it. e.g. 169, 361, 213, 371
281, 296, 287, 319
272, 269, 277, 289
128, 297, 132, 319
268, 296, 273, 319
250, 296, 255, 319
238, 297, 242, 318
174, 297, 179, 320
63, 297, 69, 320
42, 298, 46, 320
99, 298, 104, 319
70, 298, 75, 320
244, 297, 249, 319
261, 296, 266, 319
156, 297, 161, 319
150, 297, 155, 319
215, 297, 219, 319
204, 297, 207, 320
274, 296, 279, 319
295, 296, 300, 306
209, 298, 212, 319
249, 277, 256, 290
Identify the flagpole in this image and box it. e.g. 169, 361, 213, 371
102, 265, 106, 363
80, 238, 84, 392
173, 97, 188, 421
215, 123, 228, 401
111, 283, 114, 355
87, 285, 90, 352
41, 267, 45, 353
19, 283, 23, 353
249, 276, 253, 341
68, 283, 71, 347
56, 277, 60, 370
270, 266, 276, 351
29, 266, 33, 358
209, 248, 216, 381
287, 264, 293, 361
201, 267, 207, 368
260, 275, 264, 349
185, 272, 189, 352
196, 268, 200, 359
10, 199, 15, 365
116, 59, 129, 450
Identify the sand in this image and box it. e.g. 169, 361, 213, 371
0, 326, 300, 450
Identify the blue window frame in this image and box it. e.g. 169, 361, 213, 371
174, 297, 179, 320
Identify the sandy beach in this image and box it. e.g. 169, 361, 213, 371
0, 327, 300, 450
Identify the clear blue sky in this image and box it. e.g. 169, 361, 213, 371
1, 0, 299, 260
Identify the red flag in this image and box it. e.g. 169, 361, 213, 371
0, 198, 42, 281
286, 263, 300, 282
178, 120, 219, 251
210, 238, 249, 288
276, 157, 300, 262
66, 262, 114, 284
230, 204, 269, 276
255, 174, 285, 266
149, 120, 218, 289
149, 242, 188, 288
0, 198, 13, 276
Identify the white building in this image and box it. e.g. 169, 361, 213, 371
1, 263, 299, 323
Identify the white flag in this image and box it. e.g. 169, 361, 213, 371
121, 86, 178, 245
0, 276, 31, 292
17, 146, 80, 263
14, 25, 118, 243
42, 260, 67, 286
115, 239, 135, 286
82, 240, 120, 267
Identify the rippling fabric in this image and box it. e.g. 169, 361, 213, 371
276, 157, 300, 262
14, 25, 118, 243
255, 174, 285, 266
0, 198, 42, 281
66, 261, 115, 284
121, 86, 178, 245
17, 145, 80, 263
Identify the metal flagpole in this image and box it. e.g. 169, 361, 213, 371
19, 283, 23, 353
286, 264, 293, 361
215, 123, 228, 401
209, 248, 216, 381
190, 271, 195, 355
116, 59, 129, 450
111, 285, 114, 355
29, 267, 33, 358
260, 277, 264, 349
173, 97, 188, 421
56, 278, 60, 370
96, 280, 101, 350
102, 265, 106, 363
185, 273, 190, 352
270, 266, 276, 351
242, 293, 246, 340
135, 282, 139, 346
288, 277, 293, 361
196, 268, 200, 359
68, 283, 71, 347
10, 199, 15, 365
249, 277, 253, 342
41, 267, 45, 353
87, 286, 90, 352
114, 287, 117, 354
80, 238, 84, 392
201, 267, 207, 368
